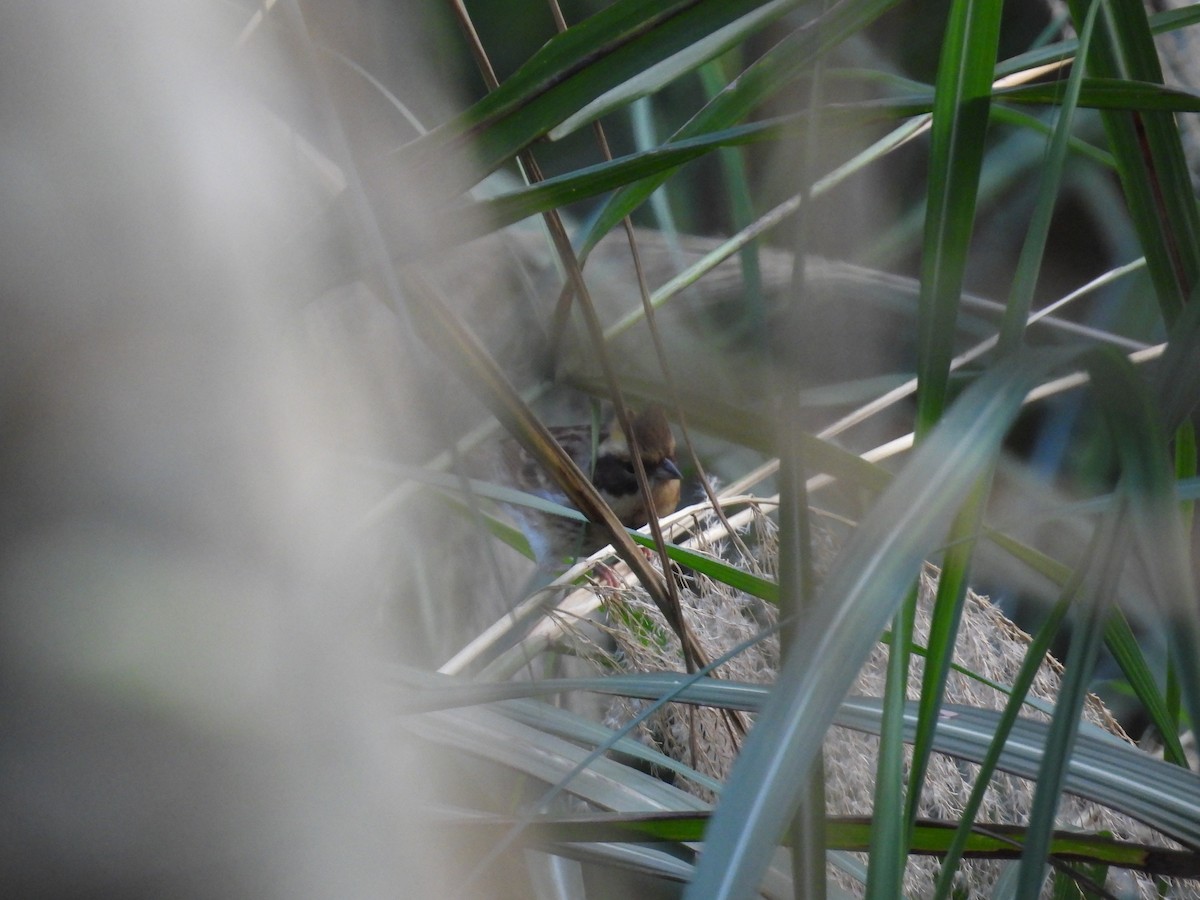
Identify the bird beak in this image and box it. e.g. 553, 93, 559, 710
658, 458, 683, 481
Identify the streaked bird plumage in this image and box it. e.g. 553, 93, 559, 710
490, 405, 682, 565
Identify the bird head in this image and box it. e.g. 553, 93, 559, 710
593, 405, 682, 524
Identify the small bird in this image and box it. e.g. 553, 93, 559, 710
491, 405, 683, 567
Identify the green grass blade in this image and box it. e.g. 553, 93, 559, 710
995, 77, 1200, 112
914, 0, 1004, 436
995, 3, 1200, 80
547, 0, 803, 141
686, 351, 1065, 900
903, 475, 991, 877
399, 0, 778, 189
465, 99, 929, 236
997, 0, 1100, 354
864, 584, 917, 898
1015, 511, 1126, 895
1062, 0, 1200, 323
985, 526, 1189, 768
1019, 345, 1200, 890
576, 0, 903, 260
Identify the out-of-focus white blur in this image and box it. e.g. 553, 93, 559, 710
0, 4, 460, 896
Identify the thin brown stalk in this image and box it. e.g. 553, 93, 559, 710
445, 0, 706, 673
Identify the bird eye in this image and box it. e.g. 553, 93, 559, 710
621, 459, 635, 474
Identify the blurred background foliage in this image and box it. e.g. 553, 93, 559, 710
332, 0, 1200, 711
273, 0, 1200, 895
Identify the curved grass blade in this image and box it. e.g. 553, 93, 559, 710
461, 100, 930, 237
406, 674, 1200, 857
1062, 0, 1200, 324
405, 463, 781, 601
986, 520, 1188, 768
1016, 511, 1126, 896
989, 104, 1114, 168
995, 77, 1200, 112
995, 3, 1200, 80
398, 0, 781, 191
575, 0, 902, 261
837, 699, 1200, 850
450, 810, 1200, 879
686, 351, 1064, 900
1018, 346, 1200, 893
547, 0, 803, 141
